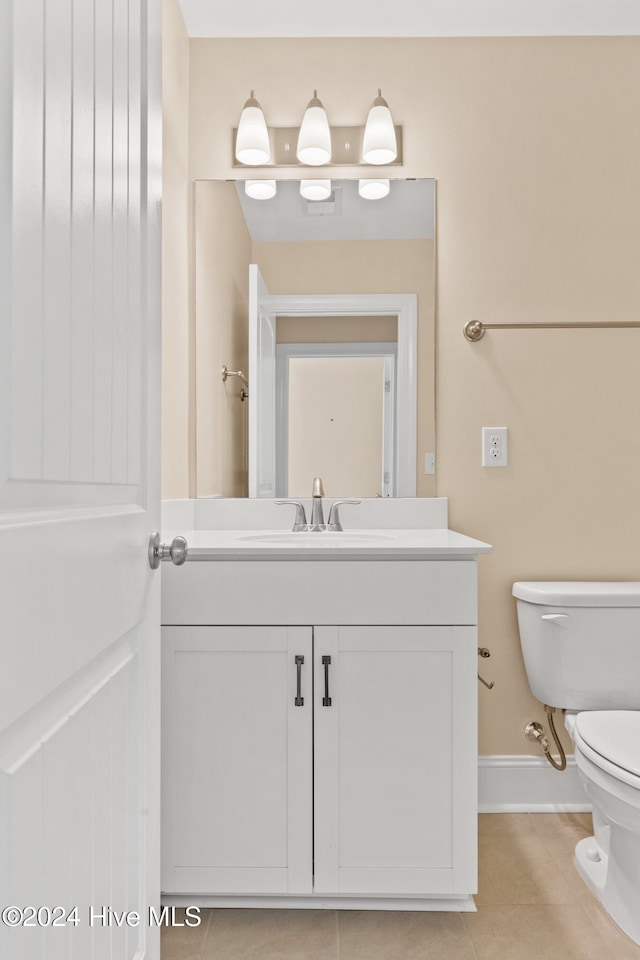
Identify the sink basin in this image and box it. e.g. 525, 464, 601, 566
239, 532, 394, 544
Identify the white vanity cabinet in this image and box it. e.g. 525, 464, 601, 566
313, 626, 476, 899
161, 626, 313, 897
161, 561, 480, 909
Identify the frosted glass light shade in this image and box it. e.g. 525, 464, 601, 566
300, 179, 332, 201
235, 91, 270, 165
362, 90, 397, 165
358, 178, 390, 200
296, 91, 332, 165
245, 180, 277, 200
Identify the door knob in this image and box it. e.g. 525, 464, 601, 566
148, 532, 188, 569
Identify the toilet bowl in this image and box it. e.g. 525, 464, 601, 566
568, 710, 640, 943
513, 582, 640, 944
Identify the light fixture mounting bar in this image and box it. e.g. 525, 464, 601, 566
232, 125, 403, 167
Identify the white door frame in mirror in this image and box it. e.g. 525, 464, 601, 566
266, 293, 417, 497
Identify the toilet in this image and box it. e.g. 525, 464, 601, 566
513, 581, 640, 944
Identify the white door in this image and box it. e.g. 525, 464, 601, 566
0, 2, 162, 958
313, 626, 477, 897
162, 627, 313, 895
248, 264, 277, 497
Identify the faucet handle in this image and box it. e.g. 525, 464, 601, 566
312, 477, 324, 498
275, 500, 308, 531
326, 499, 361, 532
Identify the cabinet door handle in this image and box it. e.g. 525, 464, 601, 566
322, 655, 332, 707
294, 655, 304, 706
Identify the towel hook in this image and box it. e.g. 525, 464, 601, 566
221, 364, 249, 401
478, 646, 495, 690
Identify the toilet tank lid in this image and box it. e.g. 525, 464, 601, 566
512, 581, 640, 607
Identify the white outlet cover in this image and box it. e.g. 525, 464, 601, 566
482, 427, 508, 467
424, 452, 436, 475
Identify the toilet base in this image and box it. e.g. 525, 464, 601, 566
574, 836, 607, 897
575, 831, 640, 944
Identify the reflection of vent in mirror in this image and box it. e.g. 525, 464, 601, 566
235, 178, 434, 242
304, 186, 342, 217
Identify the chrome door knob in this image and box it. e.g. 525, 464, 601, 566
148, 532, 188, 569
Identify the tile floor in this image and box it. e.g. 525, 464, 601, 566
161, 813, 640, 959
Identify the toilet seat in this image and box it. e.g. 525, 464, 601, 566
574, 711, 640, 788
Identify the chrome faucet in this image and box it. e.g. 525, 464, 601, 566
309, 477, 325, 529
276, 480, 361, 532
275, 479, 326, 531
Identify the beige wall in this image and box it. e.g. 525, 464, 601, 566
180, 37, 640, 756
195, 181, 251, 497
161, 0, 190, 499
256, 239, 436, 497
276, 315, 397, 344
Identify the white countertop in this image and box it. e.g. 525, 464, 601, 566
164, 527, 492, 561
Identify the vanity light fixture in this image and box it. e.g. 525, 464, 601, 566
233, 90, 402, 168
235, 91, 271, 165
362, 90, 398, 164
358, 178, 390, 200
300, 179, 332, 201
245, 179, 277, 200
296, 91, 332, 165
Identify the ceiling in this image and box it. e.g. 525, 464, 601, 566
177, 0, 640, 38
235, 179, 435, 243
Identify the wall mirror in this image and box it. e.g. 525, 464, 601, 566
194, 178, 435, 499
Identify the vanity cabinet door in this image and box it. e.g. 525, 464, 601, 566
313, 626, 477, 897
162, 626, 313, 895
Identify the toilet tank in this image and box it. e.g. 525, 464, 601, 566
513, 582, 640, 710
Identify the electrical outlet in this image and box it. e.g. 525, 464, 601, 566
424, 452, 435, 475
482, 427, 508, 467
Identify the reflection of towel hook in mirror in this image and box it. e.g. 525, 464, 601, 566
221, 365, 249, 401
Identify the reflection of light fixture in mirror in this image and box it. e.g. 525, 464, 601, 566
235, 91, 270, 165
245, 179, 277, 200
362, 90, 397, 164
300, 179, 332, 201
296, 91, 332, 165
358, 178, 390, 200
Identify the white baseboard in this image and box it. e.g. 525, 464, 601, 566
478, 755, 591, 813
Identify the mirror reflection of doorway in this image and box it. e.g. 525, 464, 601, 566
247, 263, 417, 498
278, 347, 397, 498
